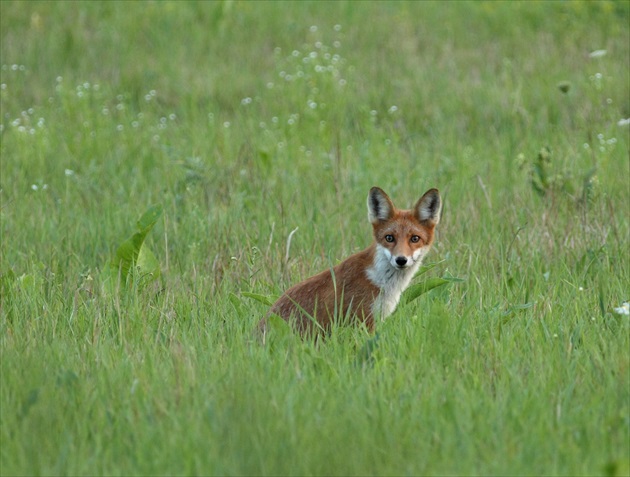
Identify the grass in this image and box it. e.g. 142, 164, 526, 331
1, 1, 629, 475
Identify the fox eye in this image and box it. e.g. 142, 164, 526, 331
385, 234, 395, 243
410, 235, 420, 243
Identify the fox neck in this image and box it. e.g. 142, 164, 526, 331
365, 244, 423, 321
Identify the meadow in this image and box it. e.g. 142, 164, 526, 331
1, 1, 629, 475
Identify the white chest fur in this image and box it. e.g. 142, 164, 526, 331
366, 245, 427, 320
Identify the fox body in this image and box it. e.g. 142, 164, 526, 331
262, 187, 441, 337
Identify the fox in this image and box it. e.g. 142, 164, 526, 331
259, 187, 442, 338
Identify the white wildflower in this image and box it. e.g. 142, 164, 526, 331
613, 302, 629, 316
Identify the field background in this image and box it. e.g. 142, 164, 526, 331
1, 1, 629, 475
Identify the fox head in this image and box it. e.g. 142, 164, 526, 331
367, 187, 441, 270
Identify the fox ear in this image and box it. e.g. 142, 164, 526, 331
367, 187, 395, 224
415, 188, 441, 225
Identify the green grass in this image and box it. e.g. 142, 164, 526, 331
1, 1, 629, 475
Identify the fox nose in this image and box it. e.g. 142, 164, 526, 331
395, 256, 408, 267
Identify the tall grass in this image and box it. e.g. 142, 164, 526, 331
1, 1, 629, 475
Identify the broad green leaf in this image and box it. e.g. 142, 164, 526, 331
400, 276, 464, 306
136, 203, 163, 232
228, 292, 245, 313
413, 259, 446, 278
136, 242, 161, 282
242, 292, 278, 307
103, 204, 163, 289
267, 313, 291, 336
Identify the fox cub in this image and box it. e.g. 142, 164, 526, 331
260, 187, 441, 337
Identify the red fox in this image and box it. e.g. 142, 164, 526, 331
260, 187, 441, 337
